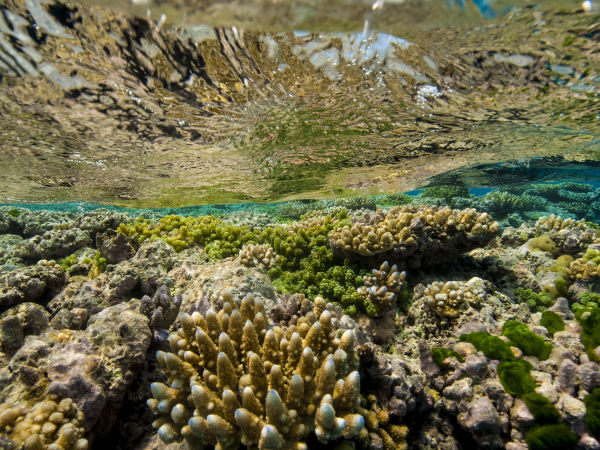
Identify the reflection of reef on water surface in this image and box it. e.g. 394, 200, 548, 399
0, 0, 598, 206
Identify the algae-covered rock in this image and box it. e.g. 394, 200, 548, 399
0, 261, 66, 310
96, 229, 136, 264
14, 228, 92, 262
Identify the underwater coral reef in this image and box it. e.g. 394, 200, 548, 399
1, 189, 600, 449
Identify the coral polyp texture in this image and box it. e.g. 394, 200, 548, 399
147, 294, 364, 449
569, 249, 600, 280
357, 261, 406, 316
535, 214, 600, 254
328, 205, 500, 268
0, 395, 88, 449
239, 244, 279, 270
424, 280, 485, 318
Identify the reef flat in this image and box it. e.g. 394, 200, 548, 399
1, 186, 600, 449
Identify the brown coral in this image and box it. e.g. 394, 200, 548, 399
328, 205, 499, 268
358, 261, 406, 315
0, 395, 88, 449
147, 294, 364, 449
423, 281, 485, 319
238, 243, 279, 270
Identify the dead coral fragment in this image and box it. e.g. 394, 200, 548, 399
357, 261, 406, 315
424, 281, 484, 319
0, 395, 88, 449
239, 243, 279, 270
148, 294, 362, 449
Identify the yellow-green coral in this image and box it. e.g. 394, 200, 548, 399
357, 261, 406, 316
0, 395, 88, 449
424, 281, 484, 319
147, 293, 363, 449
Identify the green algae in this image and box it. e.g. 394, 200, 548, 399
525, 423, 578, 450
497, 359, 537, 396
522, 392, 561, 425
459, 331, 515, 361
431, 347, 464, 369
514, 288, 555, 313
502, 320, 552, 360
540, 311, 564, 337
584, 388, 600, 438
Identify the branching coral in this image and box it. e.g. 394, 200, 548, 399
239, 244, 279, 271
328, 205, 499, 268
0, 395, 88, 449
535, 215, 599, 254
147, 294, 364, 449
423, 281, 484, 319
357, 261, 406, 316
568, 250, 600, 281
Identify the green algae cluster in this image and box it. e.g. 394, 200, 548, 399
584, 388, 600, 439
514, 288, 555, 313
117, 212, 387, 315
502, 320, 552, 360
575, 307, 600, 361
460, 329, 577, 449
540, 311, 564, 337
459, 330, 537, 396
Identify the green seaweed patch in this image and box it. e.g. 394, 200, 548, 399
497, 359, 536, 396
540, 311, 564, 337
459, 331, 515, 361
584, 388, 600, 438
89, 250, 108, 279
572, 292, 600, 315
575, 308, 600, 361
522, 392, 561, 425
514, 288, 555, 313
502, 320, 552, 360
8, 208, 20, 218
431, 347, 464, 369
525, 423, 578, 450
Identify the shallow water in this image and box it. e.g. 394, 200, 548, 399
0, 0, 598, 207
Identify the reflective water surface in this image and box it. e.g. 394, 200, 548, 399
0, 0, 598, 207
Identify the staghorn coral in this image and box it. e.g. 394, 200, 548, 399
147, 294, 363, 448
239, 244, 279, 271
140, 285, 182, 337
0, 395, 88, 449
423, 280, 485, 319
328, 205, 499, 268
357, 261, 406, 316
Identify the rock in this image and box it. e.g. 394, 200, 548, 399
14, 228, 91, 261
536, 383, 559, 403
558, 394, 586, 428
458, 396, 503, 447
510, 399, 535, 428
578, 362, 600, 392
557, 359, 578, 394
96, 230, 135, 264
0, 303, 50, 355
548, 297, 574, 320
464, 354, 488, 379
0, 262, 66, 309
578, 434, 600, 450
453, 342, 477, 358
